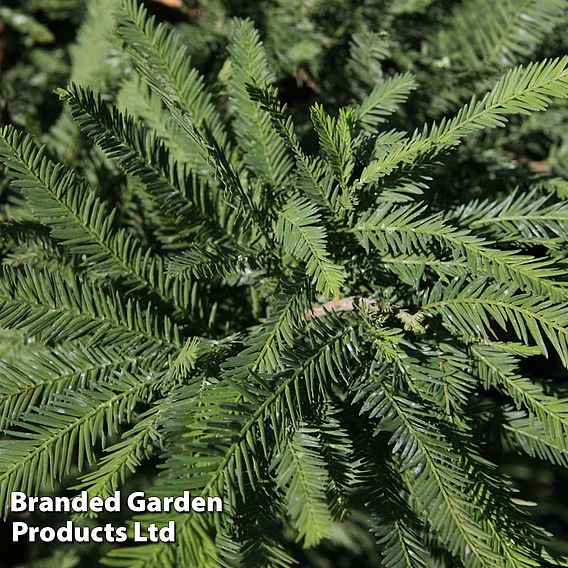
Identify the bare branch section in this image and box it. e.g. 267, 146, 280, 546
307, 297, 379, 319
151, 0, 182, 8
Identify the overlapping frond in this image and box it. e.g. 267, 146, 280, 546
274, 426, 334, 547
115, 314, 359, 562
116, 75, 194, 166
422, 279, 568, 365
354, 370, 544, 567
0, 344, 143, 432
247, 84, 338, 215
473, 344, 568, 444
0, 126, 190, 313
74, 407, 161, 500
355, 73, 417, 135
353, 202, 568, 300
451, 188, 568, 249
229, 482, 296, 568
433, 0, 567, 71
227, 19, 293, 189
358, 58, 568, 186
354, 376, 501, 566
0, 265, 180, 355
274, 196, 346, 297
61, 84, 230, 244
366, 459, 433, 568
0, 370, 159, 516
315, 406, 358, 520
117, 0, 230, 167
502, 410, 568, 467
223, 278, 312, 378
167, 241, 252, 281
311, 105, 356, 192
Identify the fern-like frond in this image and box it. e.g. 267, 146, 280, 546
355, 72, 417, 135
223, 278, 312, 378
117, 0, 230, 168
61, 83, 232, 246
0, 219, 73, 272
0, 370, 158, 516
167, 241, 252, 281
366, 459, 433, 568
228, 19, 293, 188
347, 30, 390, 96
377, 251, 469, 286
353, 202, 568, 300
358, 58, 568, 186
502, 409, 568, 467
135, 80, 265, 237
73, 407, 161, 500
0, 344, 143, 432
121, 315, 359, 562
0, 126, 190, 314
103, 543, 176, 568
116, 75, 197, 166
472, 344, 568, 444
274, 426, 334, 547
48, 0, 122, 160
356, 371, 543, 566
432, 0, 567, 71
229, 482, 296, 568
451, 188, 568, 249
355, 377, 501, 566
422, 279, 568, 366
274, 196, 346, 297
310, 104, 356, 192
315, 406, 358, 520
247, 84, 338, 215
0, 266, 181, 354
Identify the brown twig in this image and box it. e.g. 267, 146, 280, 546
506, 151, 551, 174
306, 297, 379, 319
307, 297, 425, 333
151, 0, 183, 8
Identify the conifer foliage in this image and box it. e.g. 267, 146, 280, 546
1, 0, 568, 566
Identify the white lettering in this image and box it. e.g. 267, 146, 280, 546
207, 496, 223, 512
133, 521, 147, 542
72, 491, 87, 512
160, 522, 175, 542
192, 497, 205, 512
127, 492, 146, 512
146, 497, 161, 513
115, 526, 128, 542
57, 522, 73, 543
105, 492, 120, 512
173, 492, 189, 512
39, 527, 55, 542
91, 527, 103, 543
10, 492, 27, 512
12, 522, 28, 541
28, 526, 40, 541
28, 496, 39, 511
90, 497, 103, 512
52, 496, 70, 512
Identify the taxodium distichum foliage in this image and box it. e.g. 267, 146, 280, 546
1, 0, 568, 566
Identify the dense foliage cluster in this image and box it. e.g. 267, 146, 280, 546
2, 1, 568, 567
